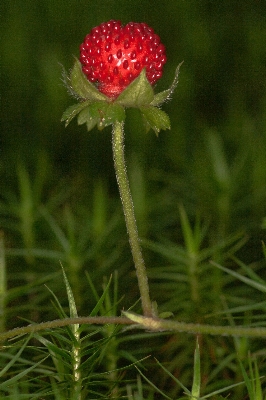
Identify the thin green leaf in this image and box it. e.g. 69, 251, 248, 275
89, 275, 113, 317
0, 336, 31, 378
0, 357, 49, 389
155, 358, 191, 395
135, 366, 172, 400
191, 339, 201, 399
211, 261, 266, 293
239, 359, 253, 398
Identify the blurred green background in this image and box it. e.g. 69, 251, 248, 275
1, 2, 266, 395
1, 0, 266, 309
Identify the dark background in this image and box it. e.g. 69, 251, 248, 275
1, 2, 266, 395
1, 0, 266, 295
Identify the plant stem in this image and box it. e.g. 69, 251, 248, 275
1, 316, 266, 342
112, 120, 153, 317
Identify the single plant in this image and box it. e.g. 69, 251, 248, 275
62, 19, 182, 317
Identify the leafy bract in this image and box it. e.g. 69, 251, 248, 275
116, 69, 154, 107
70, 59, 108, 101
62, 58, 182, 135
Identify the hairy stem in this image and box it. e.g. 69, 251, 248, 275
72, 323, 82, 400
1, 316, 266, 342
112, 120, 153, 317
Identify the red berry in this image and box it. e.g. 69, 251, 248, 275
79, 20, 167, 98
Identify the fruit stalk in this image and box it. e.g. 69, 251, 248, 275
112, 120, 153, 317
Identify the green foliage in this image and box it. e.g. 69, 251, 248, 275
62, 61, 174, 135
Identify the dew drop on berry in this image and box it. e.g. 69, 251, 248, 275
113, 22, 121, 33
107, 21, 113, 28
130, 51, 136, 59
153, 35, 161, 46
143, 55, 149, 64
82, 57, 90, 65
157, 44, 165, 54
106, 75, 113, 83
105, 43, 111, 51
91, 27, 100, 35
80, 52, 87, 61
160, 54, 167, 64
155, 62, 163, 70
82, 66, 90, 75
92, 33, 98, 42
134, 25, 142, 34
108, 54, 113, 63
155, 71, 163, 79
91, 70, 98, 79
101, 23, 108, 34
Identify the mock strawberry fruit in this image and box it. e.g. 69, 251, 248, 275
79, 20, 167, 98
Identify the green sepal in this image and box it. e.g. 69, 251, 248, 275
150, 61, 183, 107
116, 69, 154, 107
150, 89, 171, 107
140, 106, 170, 136
62, 59, 182, 134
77, 101, 125, 132
70, 58, 108, 101
61, 100, 91, 127
77, 106, 98, 131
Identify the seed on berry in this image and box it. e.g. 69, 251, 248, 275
124, 40, 130, 49
117, 49, 122, 59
